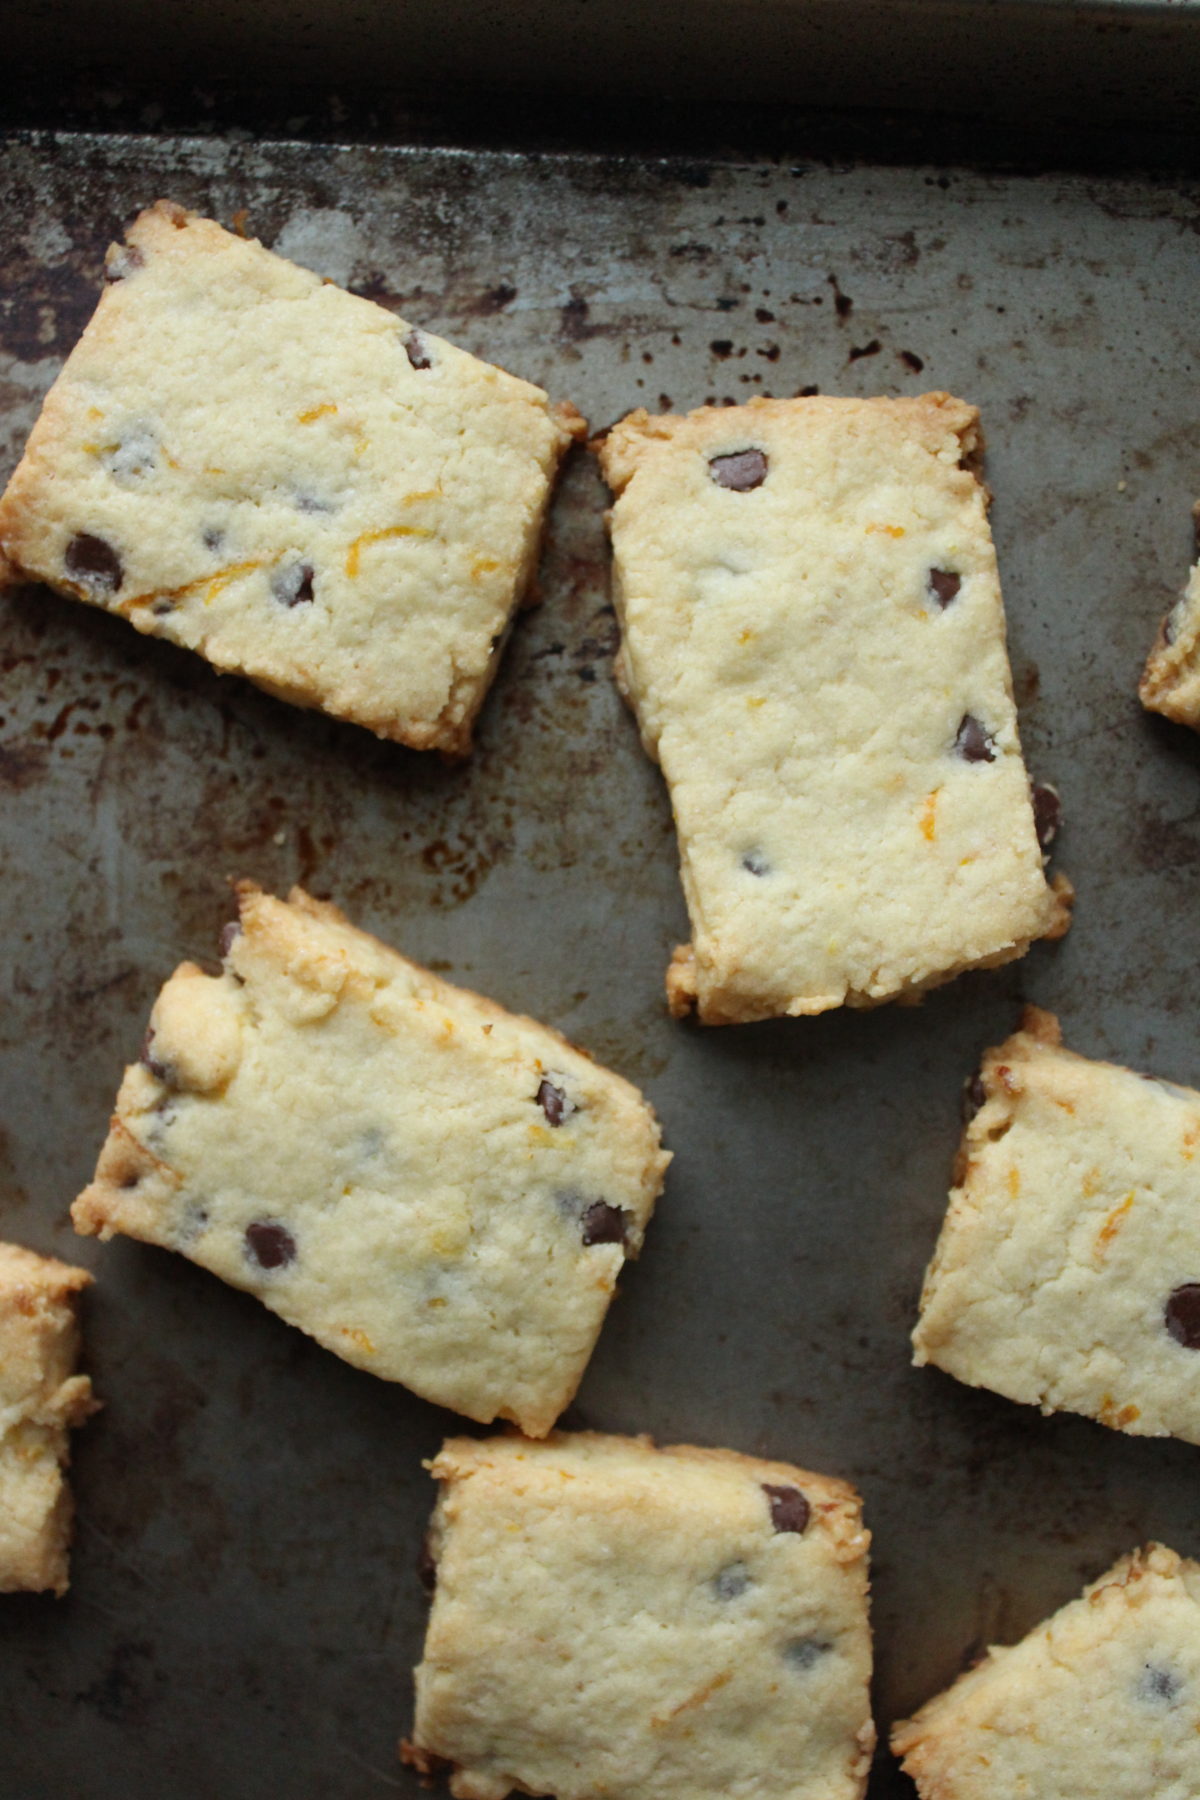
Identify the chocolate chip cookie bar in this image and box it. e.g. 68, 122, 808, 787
596, 395, 1069, 1024
72, 886, 668, 1436
1140, 508, 1200, 728
0, 200, 583, 754
914, 1005, 1200, 1444
406, 1431, 874, 1800
893, 1543, 1200, 1798
0, 1242, 97, 1595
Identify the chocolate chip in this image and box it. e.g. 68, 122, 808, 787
763, 1483, 810, 1534
1139, 1663, 1183, 1705
140, 1027, 172, 1085
202, 526, 225, 554
219, 920, 241, 957
712, 1562, 751, 1600
271, 562, 315, 607
929, 568, 961, 607
954, 714, 995, 763
65, 532, 124, 595
1032, 782, 1061, 849
417, 1534, 438, 1596
581, 1201, 631, 1247
537, 1077, 572, 1127
245, 1222, 297, 1270
709, 448, 768, 491
784, 1637, 831, 1671
104, 245, 145, 283
404, 330, 433, 371
1165, 1284, 1200, 1348
962, 1073, 987, 1122
741, 850, 771, 876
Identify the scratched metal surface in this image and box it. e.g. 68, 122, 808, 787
2, 130, 1200, 1799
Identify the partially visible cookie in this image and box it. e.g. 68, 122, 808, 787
596, 394, 1067, 1024
73, 885, 669, 1436
0, 1242, 97, 1596
0, 200, 583, 753
893, 1543, 1200, 1798
914, 1004, 1200, 1444
1139, 503, 1200, 727
407, 1430, 874, 1800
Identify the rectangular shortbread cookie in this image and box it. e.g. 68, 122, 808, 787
0, 200, 583, 754
597, 395, 1068, 1024
892, 1543, 1200, 1799
1140, 506, 1200, 728
72, 886, 669, 1437
0, 1242, 96, 1595
406, 1431, 874, 1800
914, 1005, 1200, 1444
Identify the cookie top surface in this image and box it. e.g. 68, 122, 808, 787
72, 887, 668, 1436
598, 396, 1064, 1022
914, 1005, 1200, 1444
0, 201, 580, 751
893, 1544, 1200, 1800
411, 1430, 874, 1800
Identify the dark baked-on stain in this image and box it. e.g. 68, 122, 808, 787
763, 1483, 810, 1534
709, 448, 768, 491
104, 245, 145, 283
580, 1200, 631, 1247
537, 1078, 571, 1127
784, 1637, 830, 1671
271, 562, 315, 607
140, 1027, 172, 1085
954, 714, 995, 764
245, 1221, 297, 1270
929, 568, 961, 608
65, 532, 124, 595
962, 1072, 988, 1122
404, 330, 433, 371
1165, 1284, 1200, 1349
1138, 1663, 1183, 1704
1031, 783, 1062, 850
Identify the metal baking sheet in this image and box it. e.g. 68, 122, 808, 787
3, 128, 1200, 1798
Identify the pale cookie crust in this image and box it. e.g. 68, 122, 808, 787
914, 1005, 1200, 1444
1140, 506, 1200, 728
0, 200, 584, 754
0, 1242, 97, 1596
597, 395, 1068, 1024
407, 1431, 874, 1800
72, 886, 669, 1436
893, 1543, 1200, 1800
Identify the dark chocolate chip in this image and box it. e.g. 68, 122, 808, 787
219, 920, 241, 957
741, 850, 771, 876
202, 526, 225, 554
929, 568, 962, 608
537, 1077, 571, 1127
104, 245, 145, 283
784, 1637, 831, 1671
712, 1562, 751, 1600
1139, 1663, 1183, 1705
1165, 1284, 1200, 1348
140, 1027, 172, 1085
417, 1534, 438, 1596
1032, 783, 1061, 849
581, 1200, 631, 1247
404, 330, 433, 371
245, 1221, 297, 1270
271, 562, 315, 607
65, 532, 124, 595
954, 714, 995, 764
709, 448, 768, 491
763, 1483, 810, 1534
